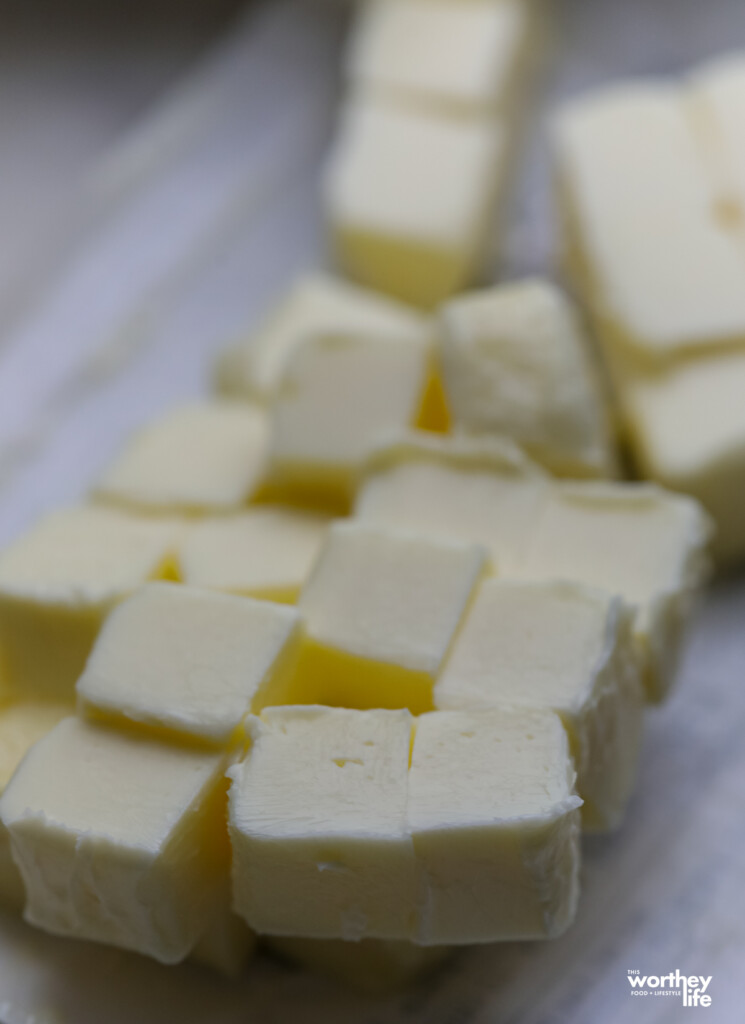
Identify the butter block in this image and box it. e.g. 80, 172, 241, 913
691, 54, 745, 221
294, 522, 489, 713
347, 0, 532, 115
0, 701, 70, 910
215, 272, 433, 403
229, 706, 416, 941
0, 506, 180, 699
267, 332, 445, 511
266, 936, 452, 992
0, 717, 230, 964
410, 708, 581, 944
77, 582, 302, 746
623, 351, 745, 565
436, 581, 643, 830
554, 82, 745, 365
324, 94, 505, 308
179, 506, 331, 604
520, 483, 712, 701
439, 279, 616, 478
355, 431, 550, 575
96, 401, 269, 514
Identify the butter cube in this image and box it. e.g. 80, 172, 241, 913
0, 717, 230, 963
179, 506, 330, 604
691, 55, 745, 224
623, 351, 745, 565
436, 581, 644, 830
0, 701, 70, 910
266, 936, 452, 992
294, 522, 489, 713
267, 333, 445, 511
520, 483, 712, 701
355, 431, 550, 575
0, 506, 180, 699
554, 83, 745, 366
347, 0, 532, 115
440, 279, 616, 478
215, 272, 433, 403
77, 583, 302, 746
229, 706, 416, 941
409, 708, 581, 944
96, 401, 269, 514
324, 95, 505, 308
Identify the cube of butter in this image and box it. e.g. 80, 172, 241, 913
229, 706, 416, 941
554, 82, 745, 366
267, 333, 446, 511
95, 401, 269, 514
439, 279, 616, 478
355, 430, 550, 575
0, 506, 181, 699
215, 272, 433, 403
179, 506, 331, 604
294, 522, 489, 713
0, 701, 70, 910
346, 0, 532, 115
77, 582, 302, 747
324, 95, 505, 308
435, 580, 644, 830
0, 717, 231, 963
409, 708, 581, 944
520, 483, 712, 701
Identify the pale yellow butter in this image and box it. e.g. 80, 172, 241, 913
0, 717, 230, 964
439, 279, 616, 478
435, 580, 644, 830
409, 708, 581, 944
95, 401, 269, 514
77, 582, 302, 746
229, 706, 417, 941
0, 506, 181, 699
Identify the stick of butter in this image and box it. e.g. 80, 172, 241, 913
346, 0, 533, 116
214, 272, 433, 404
439, 279, 617, 478
0, 717, 231, 964
179, 506, 331, 604
323, 94, 506, 308
0, 506, 182, 700
292, 521, 489, 713
77, 582, 302, 747
229, 706, 417, 941
266, 333, 447, 511
95, 401, 269, 514
435, 580, 643, 830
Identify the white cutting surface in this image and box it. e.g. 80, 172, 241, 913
1, 1, 745, 1021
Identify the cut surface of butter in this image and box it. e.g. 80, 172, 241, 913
266, 935, 452, 992
215, 272, 433, 403
324, 94, 505, 307
0, 717, 230, 964
77, 582, 302, 746
179, 507, 331, 604
409, 708, 581, 944
439, 279, 616, 478
267, 333, 443, 511
0, 701, 71, 910
0, 506, 180, 699
554, 82, 745, 364
436, 581, 643, 830
229, 706, 416, 941
519, 482, 712, 701
294, 521, 489, 713
623, 351, 745, 565
346, 0, 531, 115
95, 402, 269, 514
355, 431, 550, 575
